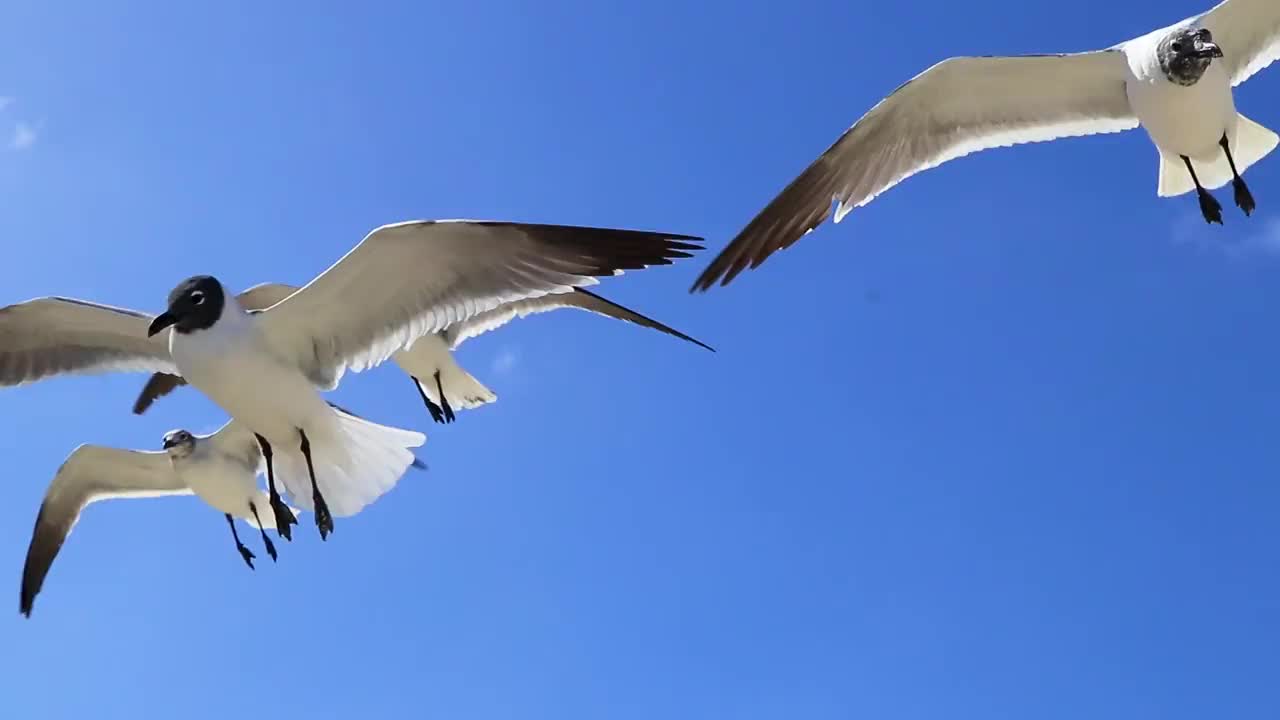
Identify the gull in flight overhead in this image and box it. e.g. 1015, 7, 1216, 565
692, 0, 1280, 290
18, 415, 397, 617
131, 283, 715, 424
0, 220, 701, 540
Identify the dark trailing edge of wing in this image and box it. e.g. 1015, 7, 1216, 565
133, 373, 189, 415
572, 288, 715, 352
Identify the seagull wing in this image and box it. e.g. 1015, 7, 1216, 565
203, 420, 264, 475
130, 284, 301, 415
21, 445, 191, 617
691, 50, 1138, 290
256, 220, 702, 387
1199, 0, 1280, 86
0, 297, 177, 387
443, 288, 714, 351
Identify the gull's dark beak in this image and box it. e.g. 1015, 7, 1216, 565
147, 311, 178, 338
1195, 38, 1223, 59
162, 436, 178, 449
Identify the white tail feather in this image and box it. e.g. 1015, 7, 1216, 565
418, 361, 497, 412
1159, 113, 1279, 197
274, 409, 425, 517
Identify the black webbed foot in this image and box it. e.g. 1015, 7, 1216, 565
412, 376, 448, 424
249, 502, 280, 562
1233, 177, 1256, 216
269, 491, 296, 542
236, 543, 257, 570
313, 493, 334, 540
1197, 189, 1223, 225
434, 371, 456, 423
299, 428, 335, 540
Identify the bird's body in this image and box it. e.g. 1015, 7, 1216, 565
692, 0, 1280, 290
18, 421, 308, 616
1125, 34, 1237, 159
168, 427, 277, 524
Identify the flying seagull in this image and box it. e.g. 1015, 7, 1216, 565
132, 283, 715, 424
21, 420, 301, 617
0, 220, 701, 539
692, 0, 1280, 290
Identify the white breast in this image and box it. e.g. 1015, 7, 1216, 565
1125, 54, 1237, 160
168, 306, 333, 443
173, 450, 257, 518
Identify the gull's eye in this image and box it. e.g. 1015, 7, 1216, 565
190, 290, 205, 305
1172, 42, 1183, 53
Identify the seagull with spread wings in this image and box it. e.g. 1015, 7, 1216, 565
132, 283, 714, 424
693, 0, 1280, 290
0, 220, 702, 540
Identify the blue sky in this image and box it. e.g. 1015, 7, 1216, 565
2, 0, 1278, 717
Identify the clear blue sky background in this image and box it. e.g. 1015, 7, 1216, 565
2, 1, 1278, 717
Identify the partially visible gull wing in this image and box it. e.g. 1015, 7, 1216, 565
132, 372, 187, 415
0, 298, 177, 386
202, 420, 264, 475
257, 220, 702, 388
21, 445, 191, 617
1198, 0, 1280, 86
132, 285, 299, 415
691, 51, 1139, 290
443, 288, 714, 351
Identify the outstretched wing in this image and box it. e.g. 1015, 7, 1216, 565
256, 221, 702, 388
0, 297, 176, 387
1199, 0, 1280, 86
692, 51, 1138, 290
21, 445, 190, 617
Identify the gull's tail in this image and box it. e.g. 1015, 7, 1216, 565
1158, 113, 1279, 197
276, 409, 426, 518
416, 360, 498, 415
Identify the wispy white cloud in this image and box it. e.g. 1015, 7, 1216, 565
1244, 216, 1280, 255
1170, 209, 1280, 260
491, 347, 520, 376
10, 121, 36, 150
0, 97, 12, 112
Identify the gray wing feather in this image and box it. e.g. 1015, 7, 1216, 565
0, 297, 177, 387
1199, 0, 1280, 86
258, 221, 702, 388
21, 445, 190, 617
692, 51, 1139, 290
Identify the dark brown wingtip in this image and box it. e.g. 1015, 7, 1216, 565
19, 505, 62, 619
571, 287, 717, 352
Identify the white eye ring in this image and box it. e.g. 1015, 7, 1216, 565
191, 291, 205, 305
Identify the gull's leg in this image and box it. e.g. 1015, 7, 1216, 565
299, 429, 334, 540
1219, 133, 1256, 216
225, 514, 255, 570
248, 501, 279, 563
411, 376, 447, 424
1183, 155, 1223, 224
434, 370, 456, 424
255, 433, 296, 541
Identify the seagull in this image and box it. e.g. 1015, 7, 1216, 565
21, 421, 295, 617
131, 283, 715, 424
0, 220, 702, 540
692, 0, 1280, 290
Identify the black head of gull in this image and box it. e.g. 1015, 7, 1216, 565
161, 429, 196, 458
1158, 27, 1224, 86
147, 275, 225, 336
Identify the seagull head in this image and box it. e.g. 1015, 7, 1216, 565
161, 429, 196, 458
148, 276, 226, 337
1159, 27, 1223, 86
